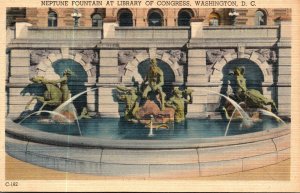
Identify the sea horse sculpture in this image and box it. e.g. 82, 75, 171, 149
25, 69, 73, 111
230, 67, 277, 112
222, 66, 278, 124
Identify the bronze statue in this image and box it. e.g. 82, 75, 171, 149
142, 59, 166, 110
116, 85, 140, 121
166, 87, 193, 122
116, 59, 193, 123
25, 69, 72, 111
230, 67, 277, 112
78, 107, 92, 119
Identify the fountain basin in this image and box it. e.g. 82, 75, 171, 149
6, 119, 290, 178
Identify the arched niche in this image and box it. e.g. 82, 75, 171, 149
209, 50, 272, 84
52, 59, 88, 112
222, 58, 264, 92
137, 59, 175, 97
34, 51, 96, 112
122, 52, 183, 85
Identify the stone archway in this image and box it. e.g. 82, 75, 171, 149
35, 52, 94, 81
121, 51, 184, 84
209, 50, 272, 84
34, 52, 96, 112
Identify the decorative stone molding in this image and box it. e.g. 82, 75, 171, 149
206, 49, 235, 65
208, 49, 274, 83
256, 49, 277, 64
30, 50, 60, 66
72, 50, 99, 65
157, 49, 187, 65
120, 50, 184, 84
118, 50, 147, 65
33, 51, 96, 81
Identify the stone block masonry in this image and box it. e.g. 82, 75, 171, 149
6, 18, 291, 118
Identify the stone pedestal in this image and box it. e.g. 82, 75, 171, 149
98, 49, 121, 117
15, 20, 32, 39
186, 49, 209, 118
276, 47, 291, 116
275, 17, 291, 117
8, 49, 32, 118
190, 18, 204, 38
102, 18, 118, 38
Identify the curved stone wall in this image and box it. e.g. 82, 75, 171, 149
6, 119, 290, 177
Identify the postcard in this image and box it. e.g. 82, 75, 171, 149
1, 0, 300, 192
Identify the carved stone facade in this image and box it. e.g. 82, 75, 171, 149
119, 49, 186, 84
6, 8, 291, 118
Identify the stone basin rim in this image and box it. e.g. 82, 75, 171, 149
6, 119, 290, 150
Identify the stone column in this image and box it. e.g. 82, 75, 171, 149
97, 49, 120, 117
275, 17, 291, 117
186, 49, 208, 118
8, 49, 32, 118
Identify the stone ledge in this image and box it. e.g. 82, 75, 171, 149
6, 127, 290, 178
242, 152, 277, 171
198, 139, 277, 163
150, 163, 199, 178
272, 134, 290, 151
199, 159, 243, 176
101, 149, 198, 165
27, 141, 103, 163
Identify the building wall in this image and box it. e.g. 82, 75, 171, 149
24, 8, 291, 27
6, 8, 291, 118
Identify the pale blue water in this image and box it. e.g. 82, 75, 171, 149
19, 116, 281, 140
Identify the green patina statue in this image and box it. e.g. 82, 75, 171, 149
231, 67, 277, 112
116, 59, 193, 123
142, 58, 166, 110
166, 87, 193, 122
116, 85, 140, 121
25, 69, 92, 121
25, 69, 72, 111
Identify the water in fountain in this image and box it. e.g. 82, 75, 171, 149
19, 88, 98, 136
201, 88, 253, 129
18, 110, 70, 124
148, 115, 154, 137
72, 106, 82, 136
52, 88, 98, 135
54, 88, 98, 114
224, 108, 237, 136
258, 109, 286, 125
